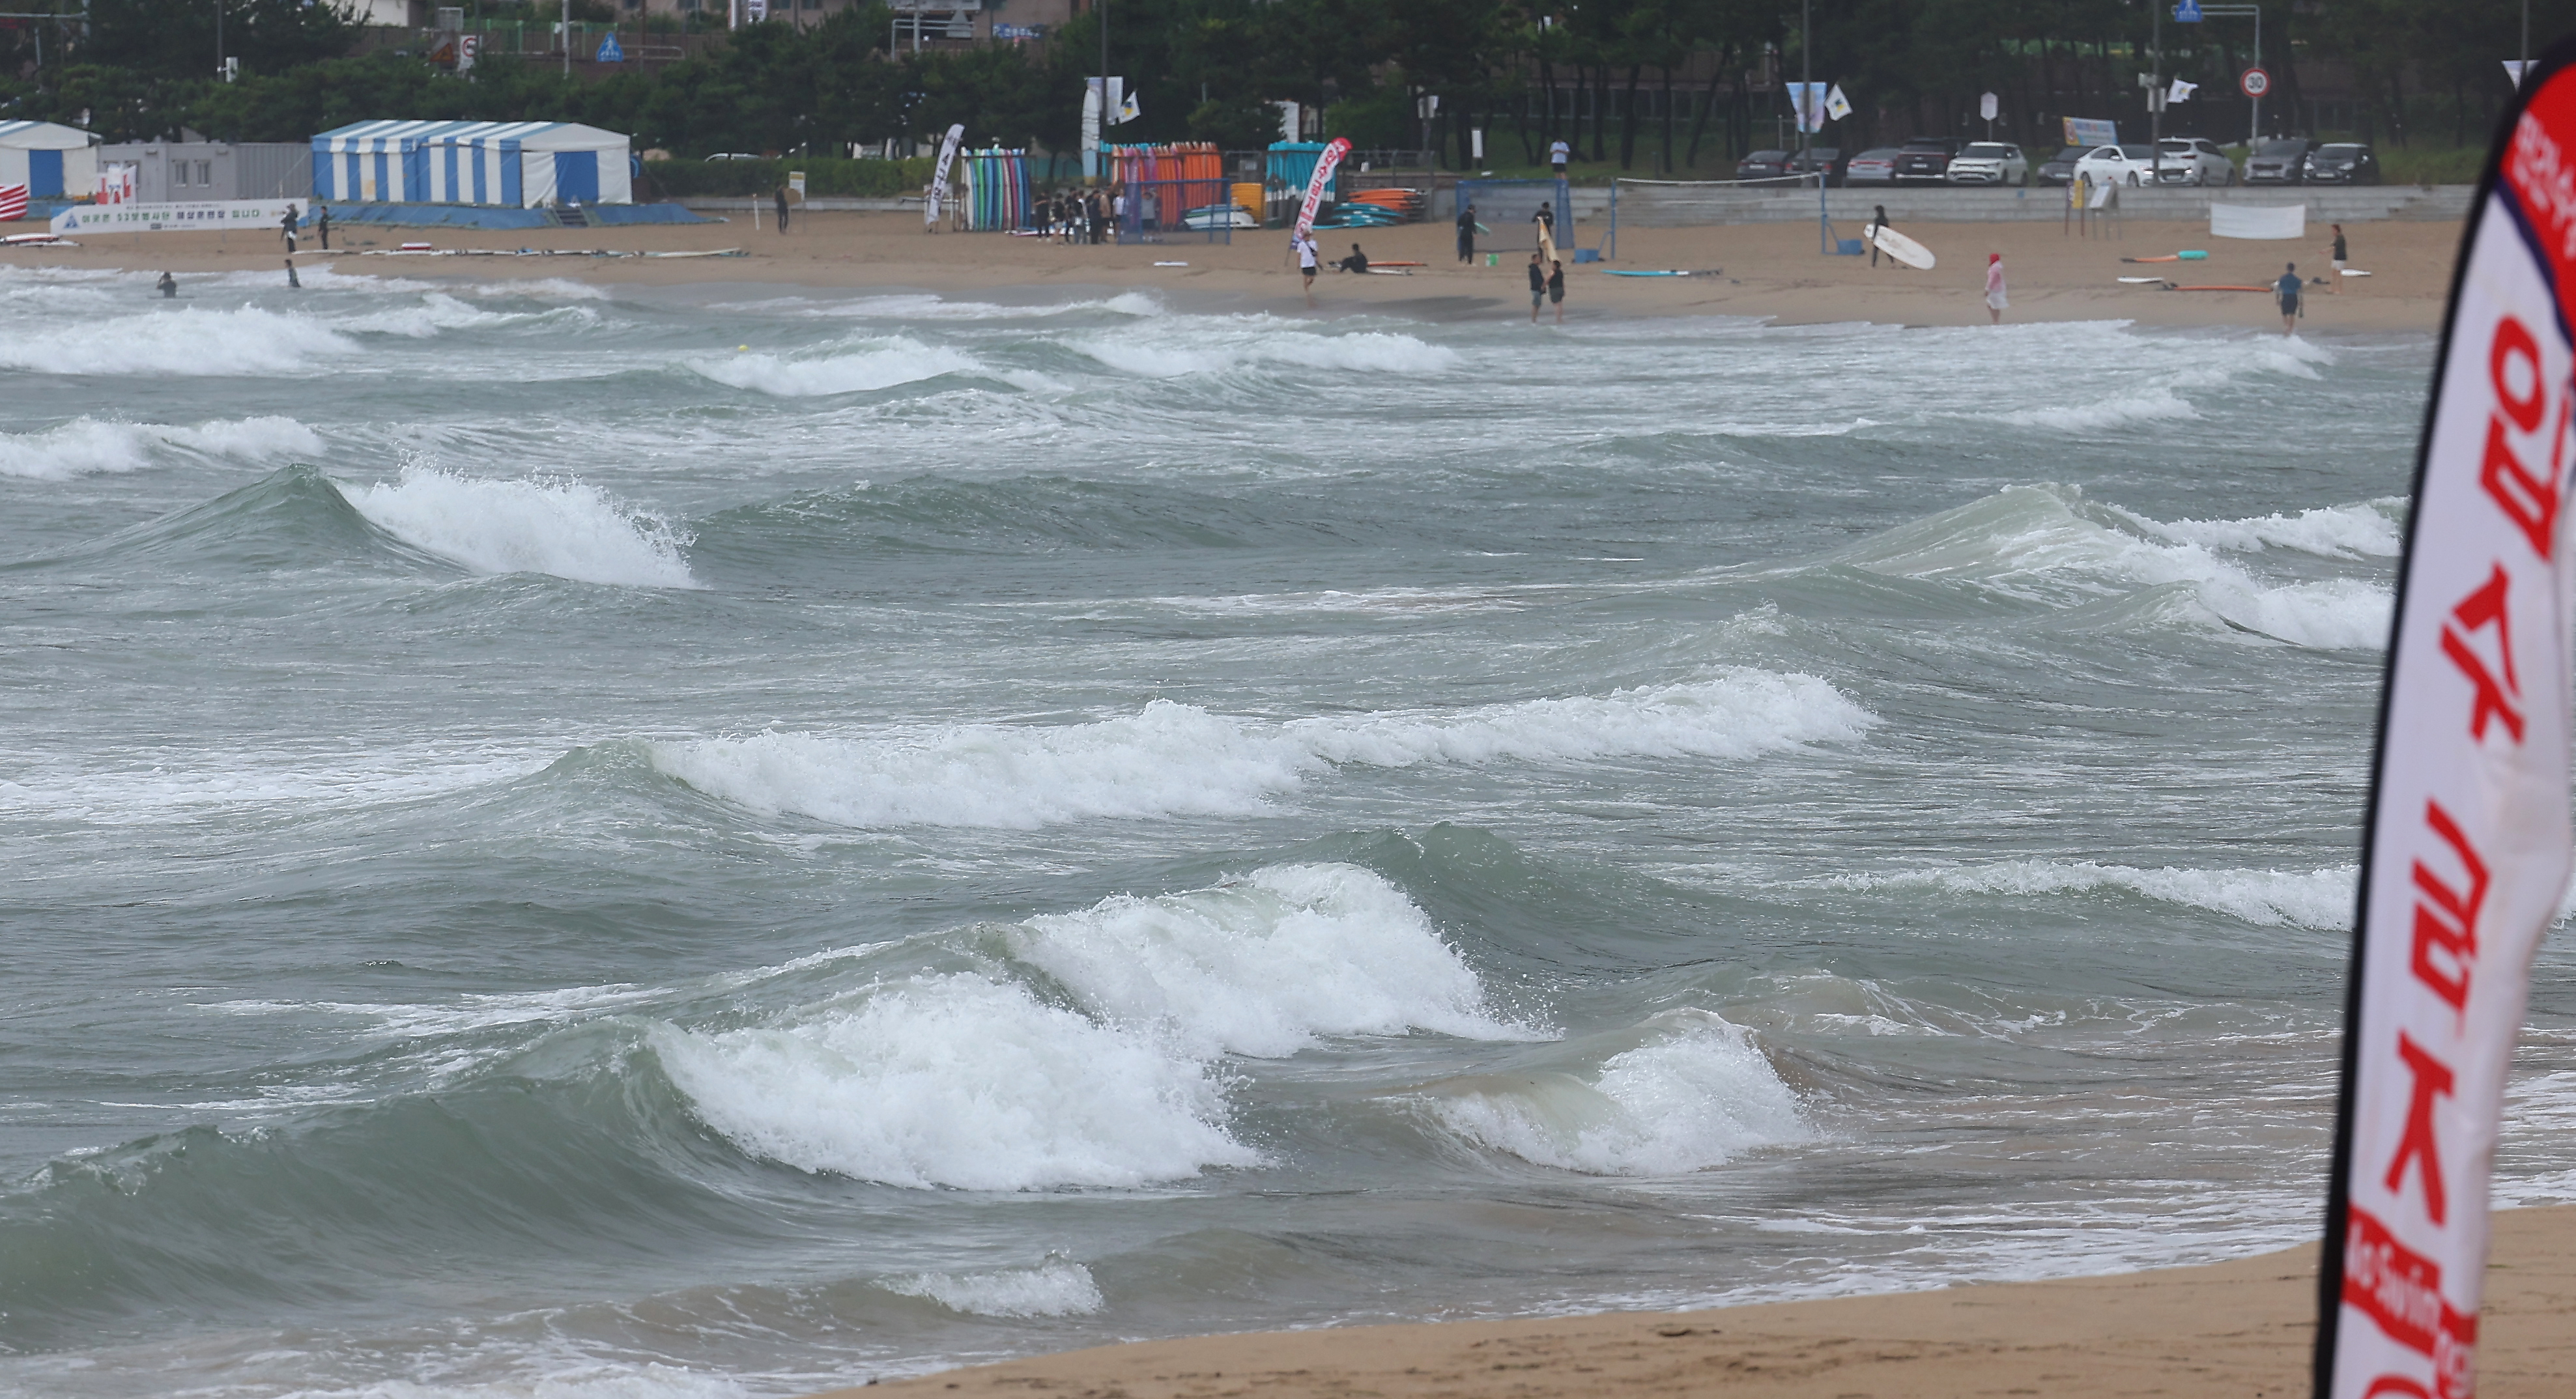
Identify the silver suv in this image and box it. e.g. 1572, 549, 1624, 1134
2153, 137, 2236, 185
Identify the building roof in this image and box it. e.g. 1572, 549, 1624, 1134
313, 120, 629, 151
0, 120, 99, 149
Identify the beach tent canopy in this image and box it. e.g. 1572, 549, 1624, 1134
311, 120, 633, 207
0, 120, 100, 199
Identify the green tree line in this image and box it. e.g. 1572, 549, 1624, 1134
5, 0, 2575, 165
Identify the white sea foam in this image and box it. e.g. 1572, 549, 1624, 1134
337, 292, 592, 338
2145, 499, 2405, 559
0, 415, 321, 480
685, 337, 984, 396
337, 466, 699, 587
1830, 859, 2358, 929
2001, 386, 2201, 430
266, 1363, 752, 1399
882, 1261, 1104, 1317
1074, 325, 1459, 378
648, 671, 1872, 829
1427, 1011, 1809, 1176
0, 306, 358, 376
650, 971, 1256, 1191
1007, 864, 1531, 1058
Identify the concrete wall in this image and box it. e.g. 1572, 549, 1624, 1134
1604, 184, 2473, 228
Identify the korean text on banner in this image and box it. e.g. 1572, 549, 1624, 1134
2063, 116, 2119, 148
926, 123, 965, 229
2313, 37, 2576, 1399
1292, 137, 1351, 242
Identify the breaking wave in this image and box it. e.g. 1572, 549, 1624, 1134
685, 337, 986, 396
1828, 858, 2358, 929
336, 466, 699, 588
0, 306, 358, 376
646, 671, 1874, 829
0, 415, 321, 480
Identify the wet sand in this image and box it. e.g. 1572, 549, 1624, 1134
812, 1203, 2575, 1398
4, 209, 2457, 332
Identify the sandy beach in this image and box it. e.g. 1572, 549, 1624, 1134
810, 1204, 2575, 1398
5, 208, 2459, 332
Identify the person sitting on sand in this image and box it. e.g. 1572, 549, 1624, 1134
1336, 243, 1369, 274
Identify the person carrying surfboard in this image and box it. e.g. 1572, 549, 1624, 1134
1868, 205, 1889, 268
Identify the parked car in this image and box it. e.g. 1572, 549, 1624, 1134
2153, 137, 2236, 185
1842, 147, 1902, 186
1734, 149, 1796, 181
1946, 142, 2029, 186
2242, 137, 2314, 184
2073, 143, 2160, 186
2035, 146, 2090, 186
1789, 146, 1847, 186
1893, 137, 1964, 183
2304, 143, 2382, 184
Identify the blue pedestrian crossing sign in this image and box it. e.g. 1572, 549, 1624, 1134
2172, 0, 2203, 20
596, 33, 624, 61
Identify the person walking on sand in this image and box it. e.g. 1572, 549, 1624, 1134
280, 203, 300, 253
774, 184, 790, 234
1294, 229, 1320, 306
2324, 223, 2347, 292
2276, 261, 2304, 334
1527, 252, 1545, 322
1984, 253, 2008, 324
1867, 205, 1890, 268
1455, 199, 1476, 263
1547, 259, 1566, 324
314, 204, 330, 251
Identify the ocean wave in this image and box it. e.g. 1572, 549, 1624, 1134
1826, 858, 2358, 929
647, 671, 1872, 829
336, 292, 598, 338
881, 1261, 1104, 1317
1006, 863, 1534, 1058
0, 305, 357, 376
684, 337, 986, 396
1424, 1010, 1809, 1176
2140, 498, 2405, 559
1837, 484, 2392, 649
0, 414, 321, 481
1072, 325, 1459, 378
336, 466, 699, 588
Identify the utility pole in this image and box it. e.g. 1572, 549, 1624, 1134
561, 0, 569, 78
2150, 2, 2163, 184
215, 0, 223, 81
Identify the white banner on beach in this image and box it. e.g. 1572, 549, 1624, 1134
1292, 137, 1351, 243
2315, 46, 2576, 1399
2210, 202, 2306, 240
51, 198, 306, 236
926, 123, 965, 230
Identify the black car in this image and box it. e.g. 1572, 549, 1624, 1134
2303, 142, 2381, 184
2035, 145, 2089, 186
1893, 137, 1964, 184
1788, 146, 1846, 186
1734, 149, 1795, 181
2244, 137, 2313, 185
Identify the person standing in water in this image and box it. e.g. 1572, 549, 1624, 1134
156, 271, 176, 298
1984, 253, 2008, 324
2276, 262, 2304, 333
285, 259, 300, 289
280, 204, 300, 253
1526, 252, 1545, 322
2323, 223, 2347, 292
1547, 259, 1566, 324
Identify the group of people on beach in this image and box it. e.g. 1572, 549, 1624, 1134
1039, 189, 1113, 244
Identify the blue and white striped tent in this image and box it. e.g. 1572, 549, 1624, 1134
311, 120, 633, 207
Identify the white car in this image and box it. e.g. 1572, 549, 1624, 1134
2153, 137, 2236, 185
1945, 142, 2029, 186
2072, 144, 2159, 187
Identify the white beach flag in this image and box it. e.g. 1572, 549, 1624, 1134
1292, 137, 1351, 242
2315, 42, 2576, 1399
2167, 78, 2199, 102
925, 123, 966, 230
1824, 85, 1852, 121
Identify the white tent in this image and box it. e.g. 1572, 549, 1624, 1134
311, 120, 632, 207
0, 120, 100, 199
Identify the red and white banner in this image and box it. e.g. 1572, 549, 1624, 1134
2316, 42, 2576, 1399
0, 184, 26, 222
1291, 137, 1351, 243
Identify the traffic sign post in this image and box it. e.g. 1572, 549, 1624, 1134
2189, 4, 2268, 146
2240, 66, 2269, 98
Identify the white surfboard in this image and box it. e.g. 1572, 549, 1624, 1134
1868, 225, 1935, 270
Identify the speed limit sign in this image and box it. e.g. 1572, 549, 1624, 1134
2240, 66, 2272, 98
